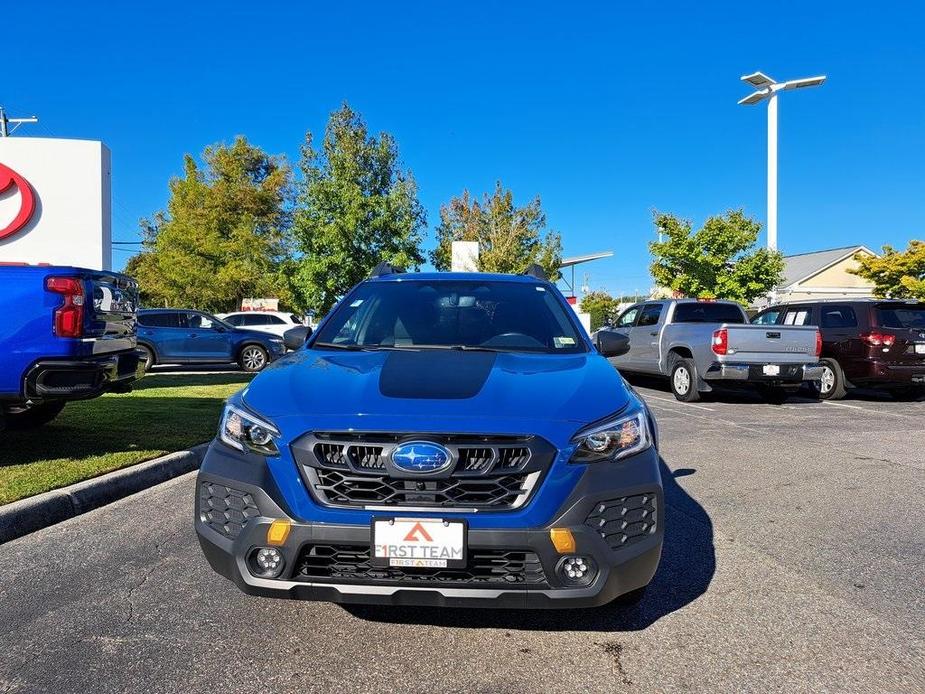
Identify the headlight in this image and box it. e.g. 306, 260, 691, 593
219, 403, 281, 456
569, 408, 651, 463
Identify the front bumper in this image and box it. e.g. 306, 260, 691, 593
703, 361, 824, 384
195, 442, 664, 609
23, 350, 145, 400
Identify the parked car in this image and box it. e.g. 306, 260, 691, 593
0, 265, 144, 430
195, 266, 663, 609
216, 311, 304, 338
606, 299, 823, 403
137, 309, 286, 372
752, 299, 925, 400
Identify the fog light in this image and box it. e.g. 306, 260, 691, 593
557, 555, 597, 586
252, 547, 285, 578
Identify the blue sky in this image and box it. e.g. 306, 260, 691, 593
4, 1, 923, 295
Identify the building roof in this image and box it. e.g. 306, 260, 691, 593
780, 245, 875, 288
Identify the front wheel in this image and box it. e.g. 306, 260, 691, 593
239, 345, 269, 373
669, 356, 701, 402
4, 401, 67, 430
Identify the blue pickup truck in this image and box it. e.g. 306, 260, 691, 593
0, 265, 144, 430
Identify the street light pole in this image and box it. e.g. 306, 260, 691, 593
766, 92, 778, 251
739, 71, 826, 252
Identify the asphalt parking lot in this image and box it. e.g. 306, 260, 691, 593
1, 379, 923, 693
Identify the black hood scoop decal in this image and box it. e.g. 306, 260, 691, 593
379, 350, 496, 399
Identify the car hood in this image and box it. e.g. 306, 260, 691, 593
242, 348, 630, 428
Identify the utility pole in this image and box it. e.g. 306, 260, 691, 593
0, 106, 39, 137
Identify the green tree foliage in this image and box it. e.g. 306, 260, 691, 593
649, 210, 784, 304
849, 241, 925, 299
580, 290, 621, 331
126, 137, 293, 312
431, 182, 562, 280
289, 104, 426, 315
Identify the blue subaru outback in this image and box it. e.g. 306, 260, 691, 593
195, 266, 664, 608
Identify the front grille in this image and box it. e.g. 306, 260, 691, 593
291, 432, 555, 510
199, 482, 260, 539
585, 493, 657, 550
313, 469, 532, 507
296, 545, 548, 587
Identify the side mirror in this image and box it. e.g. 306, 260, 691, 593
283, 326, 313, 351
595, 330, 630, 357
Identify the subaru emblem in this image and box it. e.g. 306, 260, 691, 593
391, 441, 452, 473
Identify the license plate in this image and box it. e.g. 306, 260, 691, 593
763, 364, 781, 376
372, 518, 466, 568
916, 344, 925, 355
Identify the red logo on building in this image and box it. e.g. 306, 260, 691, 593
0, 163, 36, 241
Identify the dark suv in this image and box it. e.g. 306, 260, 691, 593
752, 300, 925, 399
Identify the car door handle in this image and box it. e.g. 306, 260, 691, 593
649, 331, 658, 336
188, 333, 198, 338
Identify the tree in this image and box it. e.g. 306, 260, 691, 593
849, 240, 925, 300
127, 136, 294, 312
431, 182, 562, 280
648, 209, 784, 304
580, 290, 620, 331
289, 104, 426, 315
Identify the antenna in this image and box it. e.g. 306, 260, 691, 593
0, 106, 39, 137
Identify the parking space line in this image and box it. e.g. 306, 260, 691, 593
822, 401, 919, 419
644, 399, 763, 433
641, 394, 716, 411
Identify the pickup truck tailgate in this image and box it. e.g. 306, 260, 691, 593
724, 324, 818, 363
85, 271, 139, 354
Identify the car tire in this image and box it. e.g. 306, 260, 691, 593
669, 355, 701, 402
138, 344, 155, 372
816, 359, 847, 400
239, 344, 269, 373
4, 401, 67, 430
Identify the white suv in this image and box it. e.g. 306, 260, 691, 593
217, 311, 303, 338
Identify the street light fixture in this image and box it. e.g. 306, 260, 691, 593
739, 71, 826, 252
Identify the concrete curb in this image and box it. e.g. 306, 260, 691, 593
0, 443, 209, 545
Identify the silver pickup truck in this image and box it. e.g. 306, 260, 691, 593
602, 299, 824, 402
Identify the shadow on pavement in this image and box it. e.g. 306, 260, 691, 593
344, 458, 715, 631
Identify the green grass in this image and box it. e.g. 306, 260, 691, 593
0, 373, 252, 505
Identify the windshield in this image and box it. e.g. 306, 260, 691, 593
672, 302, 745, 324
876, 304, 925, 330
312, 280, 586, 353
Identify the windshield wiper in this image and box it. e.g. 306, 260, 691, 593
312, 342, 418, 352
411, 344, 509, 353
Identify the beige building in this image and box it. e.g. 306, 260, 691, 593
762, 245, 878, 305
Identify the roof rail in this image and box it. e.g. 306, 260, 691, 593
368, 262, 405, 278
523, 264, 548, 281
